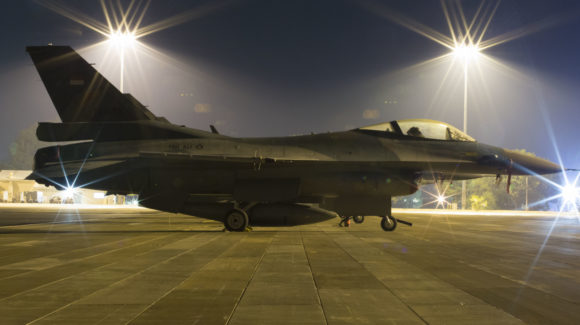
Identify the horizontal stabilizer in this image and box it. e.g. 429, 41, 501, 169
37, 121, 220, 142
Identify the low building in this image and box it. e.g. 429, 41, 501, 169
0, 170, 134, 205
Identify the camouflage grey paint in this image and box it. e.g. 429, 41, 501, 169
26, 45, 561, 223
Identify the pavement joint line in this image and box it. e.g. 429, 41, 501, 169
225, 233, 274, 325
27, 232, 223, 325
0, 234, 154, 280
1, 209, 579, 323
43, 208, 105, 234
375, 224, 580, 304
93, 304, 128, 325
403, 214, 579, 241
0, 212, 139, 229
395, 222, 533, 256
0, 233, 175, 303
0, 234, 112, 257
458, 260, 580, 305
300, 232, 330, 325
350, 232, 533, 323
124, 233, 248, 324
326, 231, 429, 325
408, 237, 580, 312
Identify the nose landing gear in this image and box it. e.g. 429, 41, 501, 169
380, 215, 397, 231
379, 196, 412, 232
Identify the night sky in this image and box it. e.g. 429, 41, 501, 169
1, 0, 580, 167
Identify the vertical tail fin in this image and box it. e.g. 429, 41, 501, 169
26, 45, 165, 123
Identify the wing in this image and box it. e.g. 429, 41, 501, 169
138, 151, 494, 180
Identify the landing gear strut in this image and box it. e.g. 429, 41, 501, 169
380, 196, 412, 232
380, 215, 397, 231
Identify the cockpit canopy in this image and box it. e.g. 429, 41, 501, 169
358, 119, 475, 142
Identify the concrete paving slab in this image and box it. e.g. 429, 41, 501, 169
319, 288, 424, 324
229, 305, 326, 325
240, 282, 320, 305
31, 304, 148, 325
0, 207, 579, 324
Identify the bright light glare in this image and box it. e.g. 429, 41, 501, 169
108, 30, 137, 49
561, 184, 578, 203
422, 182, 454, 209
434, 194, 451, 209
453, 43, 480, 62
560, 181, 580, 211
61, 186, 77, 199
525, 170, 580, 214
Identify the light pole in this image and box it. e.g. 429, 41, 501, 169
108, 30, 137, 93
461, 59, 468, 209
453, 43, 480, 209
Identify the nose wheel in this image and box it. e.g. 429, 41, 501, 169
380, 215, 397, 231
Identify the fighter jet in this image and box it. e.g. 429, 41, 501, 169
26, 45, 561, 231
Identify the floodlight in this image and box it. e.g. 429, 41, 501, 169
453, 43, 480, 62
108, 30, 137, 49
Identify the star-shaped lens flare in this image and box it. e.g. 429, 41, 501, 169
359, 0, 574, 121
37, 0, 236, 92
526, 170, 580, 215
362, 0, 568, 65
422, 182, 455, 209
561, 185, 579, 206
361, 0, 573, 209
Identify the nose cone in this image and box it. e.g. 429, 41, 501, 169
503, 149, 562, 175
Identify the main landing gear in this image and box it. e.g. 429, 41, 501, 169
224, 202, 257, 232
224, 208, 249, 231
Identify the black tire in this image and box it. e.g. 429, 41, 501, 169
380, 216, 397, 231
224, 208, 249, 231
353, 215, 365, 224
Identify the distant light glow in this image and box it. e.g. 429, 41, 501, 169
422, 181, 455, 209
434, 193, 451, 209
93, 192, 106, 199
61, 186, 77, 199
